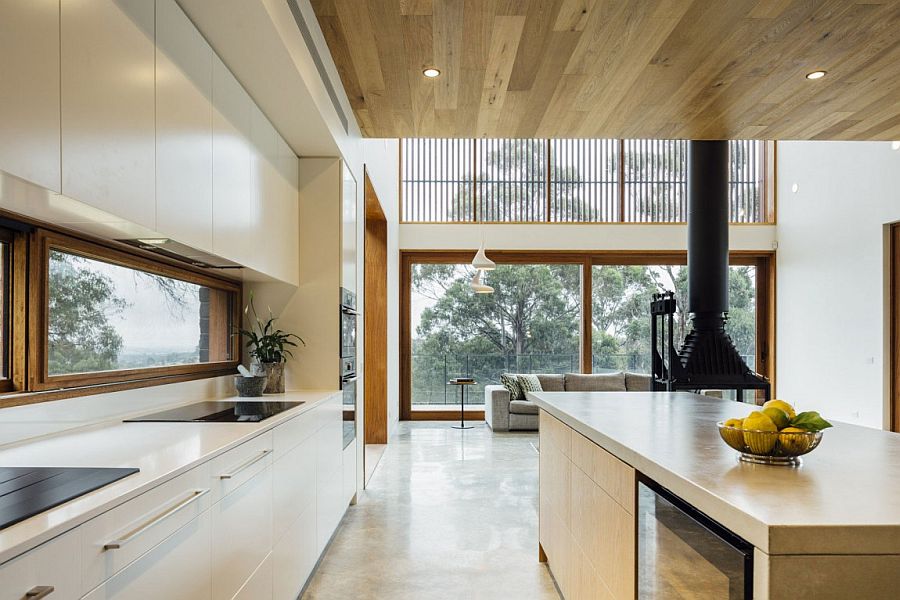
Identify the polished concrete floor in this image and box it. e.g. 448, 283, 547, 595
302, 422, 561, 600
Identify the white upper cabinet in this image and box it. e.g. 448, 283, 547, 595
61, 0, 156, 229
155, 0, 213, 252
0, 0, 60, 193
212, 54, 253, 266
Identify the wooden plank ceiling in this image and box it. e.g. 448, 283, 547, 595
310, 0, 900, 140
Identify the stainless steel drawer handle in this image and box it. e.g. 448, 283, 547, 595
219, 449, 272, 480
26, 587, 54, 599
103, 488, 210, 551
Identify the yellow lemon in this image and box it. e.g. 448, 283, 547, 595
763, 399, 797, 421
762, 406, 790, 430
779, 426, 813, 455
742, 411, 778, 454
720, 418, 745, 450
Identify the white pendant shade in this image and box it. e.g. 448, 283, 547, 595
470, 269, 494, 294
472, 243, 496, 270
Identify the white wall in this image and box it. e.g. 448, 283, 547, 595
776, 141, 900, 429
363, 139, 401, 439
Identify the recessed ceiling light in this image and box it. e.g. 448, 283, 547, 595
423, 68, 441, 78
891, 141, 900, 150
791, 183, 799, 193
805, 70, 827, 80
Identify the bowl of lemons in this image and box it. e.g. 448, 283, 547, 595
717, 399, 833, 466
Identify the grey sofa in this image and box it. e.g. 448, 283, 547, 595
484, 371, 651, 432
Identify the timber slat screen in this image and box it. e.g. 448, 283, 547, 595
400, 139, 768, 224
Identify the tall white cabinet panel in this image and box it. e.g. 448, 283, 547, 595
212, 54, 253, 266
249, 104, 277, 274
81, 512, 212, 600
61, 0, 156, 229
271, 135, 299, 285
155, 0, 213, 251
0, 0, 60, 192
316, 394, 345, 553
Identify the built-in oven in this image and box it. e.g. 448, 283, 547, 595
340, 288, 357, 359
340, 357, 356, 449
339, 287, 358, 449
637, 475, 753, 599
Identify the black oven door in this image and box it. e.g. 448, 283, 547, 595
637, 476, 753, 599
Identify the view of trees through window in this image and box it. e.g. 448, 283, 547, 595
591, 265, 756, 374
409, 262, 756, 409
402, 138, 766, 223
48, 250, 233, 376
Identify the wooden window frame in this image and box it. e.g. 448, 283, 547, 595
400, 250, 775, 420
28, 229, 242, 392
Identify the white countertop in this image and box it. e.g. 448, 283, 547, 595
529, 391, 900, 556
0, 390, 339, 564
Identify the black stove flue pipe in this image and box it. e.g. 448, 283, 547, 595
686, 140, 729, 328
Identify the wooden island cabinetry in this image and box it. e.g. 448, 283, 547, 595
539, 411, 635, 600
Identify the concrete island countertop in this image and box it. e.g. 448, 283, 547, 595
528, 391, 900, 556
0, 390, 339, 565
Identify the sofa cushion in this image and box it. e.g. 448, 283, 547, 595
624, 372, 652, 391
509, 400, 539, 415
536, 374, 565, 391
500, 373, 524, 400
517, 374, 543, 394
564, 372, 627, 392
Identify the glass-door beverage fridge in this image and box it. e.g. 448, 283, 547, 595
637, 475, 754, 599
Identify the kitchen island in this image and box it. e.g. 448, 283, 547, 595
529, 391, 900, 600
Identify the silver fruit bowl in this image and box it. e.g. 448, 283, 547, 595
717, 422, 823, 466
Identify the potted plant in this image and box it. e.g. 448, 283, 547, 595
238, 292, 305, 393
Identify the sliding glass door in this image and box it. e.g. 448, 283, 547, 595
401, 252, 773, 419
409, 262, 582, 413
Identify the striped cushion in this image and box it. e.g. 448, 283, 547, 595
500, 373, 524, 400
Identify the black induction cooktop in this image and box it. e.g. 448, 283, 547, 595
0, 467, 139, 531
124, 401, 303, 423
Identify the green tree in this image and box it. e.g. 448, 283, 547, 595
48, 251, 127, 374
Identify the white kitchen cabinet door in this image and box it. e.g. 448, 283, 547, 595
0, 0, 60, 192
155, 0, 213, 251
0, 529, 80, 600
273, 431, 316, 539
269, 135, 299, 285
342, 438, 357, 505
272, 505, 316, 600
211, 54, 253, 266
211, 466, 273, 600
81, 511, 212, 600
61, 0, 156, 229
315, 395, 345, 553
232, 552, 273, 600
248, 104, 278, 277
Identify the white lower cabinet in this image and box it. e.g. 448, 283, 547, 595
81, 512, 212, 600
3, 396, 350, 600
211, 466, 273, 600
232, 552, 273, 600
0, 529, 80, 600
273, 506, 317, 600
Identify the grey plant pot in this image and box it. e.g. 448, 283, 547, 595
234, 375, 267, 397
258, 362, 285, 394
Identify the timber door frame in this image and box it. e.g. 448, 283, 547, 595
364, 171, 389, 444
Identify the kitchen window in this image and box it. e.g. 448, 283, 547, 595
30, 231, 241, 391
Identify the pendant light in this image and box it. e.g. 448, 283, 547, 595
470, 269, 494, 294
472, 241, 496, 271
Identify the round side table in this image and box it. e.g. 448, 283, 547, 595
447, 378, 476, 429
